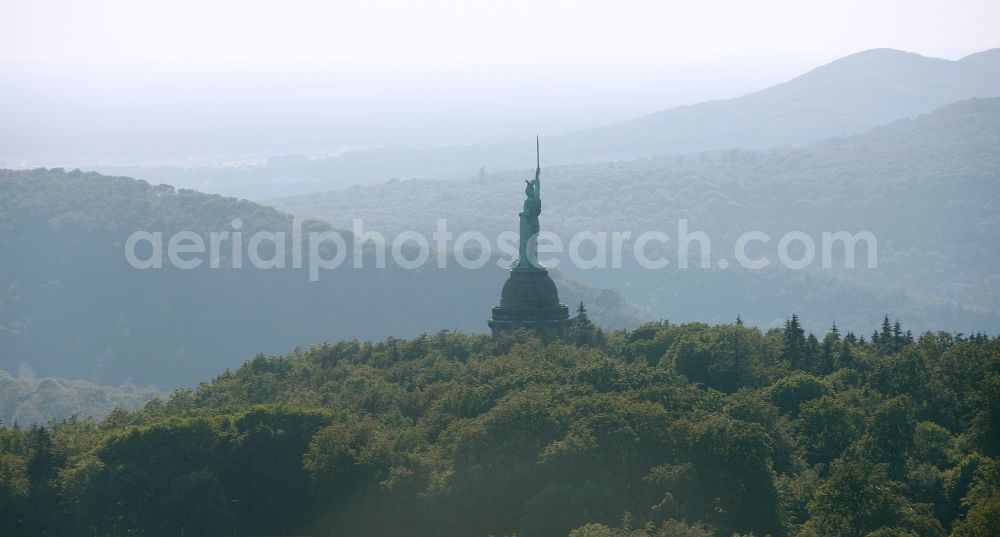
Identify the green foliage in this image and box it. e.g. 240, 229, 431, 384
669, 324, 768, 393
797, 396, 864, 465
768, 374, 828, 415
912, 421, 954, 468
951, 495, 1000, 537
0, 318, 997, 536
569, 518, 715, 537
862, 396, 918, 480
806, 459, 913, 537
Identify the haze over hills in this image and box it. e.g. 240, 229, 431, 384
0, 169, 643, 387
3, 48, 999, 402
272, 97, 1000, 335
0, 369, 160, 426
5, 0, 1000, 534
4, 81, 997, 389
86, 48, 1000, 200
552, 48, 1000, 159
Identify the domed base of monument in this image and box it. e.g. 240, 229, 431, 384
488, 268, 570, 337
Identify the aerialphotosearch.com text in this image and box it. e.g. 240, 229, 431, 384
124, 218, 878, 281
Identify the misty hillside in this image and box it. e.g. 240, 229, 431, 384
0, 369, 160, 426
0, 169, 643, 386
95, 49, 1000, 199
553, 48, 1000, 160
273, 98, 1000, 334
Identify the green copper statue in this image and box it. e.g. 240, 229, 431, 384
489, 135, 570, 336
517, 136, 543, 270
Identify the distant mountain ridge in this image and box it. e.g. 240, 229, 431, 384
552, 48, 1000, 160
93, 48, 1000, 199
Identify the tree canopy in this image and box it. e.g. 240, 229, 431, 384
2, 317, 998, 536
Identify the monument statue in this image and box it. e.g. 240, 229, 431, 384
489, 136, 570, 337
517, 136, 543, 270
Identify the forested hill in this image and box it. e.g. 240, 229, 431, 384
818, 96, 1000, 150
0, 169, 643, 387
273, 98, 1000, 335
2, 319, 998, 536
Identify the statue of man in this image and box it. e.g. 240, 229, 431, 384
517, 143, 542, 269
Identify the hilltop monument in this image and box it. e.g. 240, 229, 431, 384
489, 137, 571, 336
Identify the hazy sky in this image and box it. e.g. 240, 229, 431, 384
3, 0, 998, 64
2, 0, 998, 160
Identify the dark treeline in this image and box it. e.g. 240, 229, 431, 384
2, 315, 998, 537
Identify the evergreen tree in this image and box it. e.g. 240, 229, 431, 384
820, 325, 840, 375
783, 314, 806, 369
892, 320, 904, 353
576, 302, 592, 328
569, 302, 599, 346
805, 334, 821, 373
876, 315, 894, 355
838, 339, 855, 369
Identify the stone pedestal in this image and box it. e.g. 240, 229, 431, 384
488, 268, 570, 337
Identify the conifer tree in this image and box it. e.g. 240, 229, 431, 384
569, 302, 599, 346
783, 314, 806, 369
